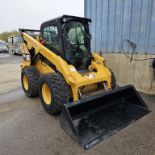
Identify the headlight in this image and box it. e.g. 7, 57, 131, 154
23, 54, 31, 61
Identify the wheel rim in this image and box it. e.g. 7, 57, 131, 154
23, 74, 29, 90
42, 83, 52, 105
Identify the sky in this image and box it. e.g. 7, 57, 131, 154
0, 0, 84, 33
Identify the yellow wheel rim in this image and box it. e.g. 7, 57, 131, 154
23, 75, 29, 90
42, 83, 52, 105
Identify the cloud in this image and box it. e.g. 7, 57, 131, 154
0, 0, 84, 32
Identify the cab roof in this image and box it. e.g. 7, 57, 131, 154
40, 15, 91, 29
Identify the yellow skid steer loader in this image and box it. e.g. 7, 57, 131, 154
19, 15, 150, 149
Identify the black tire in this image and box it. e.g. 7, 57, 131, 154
110, 70, 116, 89
39, 73, 70, 115
21, 66, 40, 97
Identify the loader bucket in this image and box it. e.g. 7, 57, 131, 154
60, 85, 150, 149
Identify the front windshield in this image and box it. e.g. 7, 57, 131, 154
64, 21, 91, 69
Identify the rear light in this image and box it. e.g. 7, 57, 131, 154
40, 40, 46, 45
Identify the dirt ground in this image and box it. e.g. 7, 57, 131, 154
0, 53, 155, 155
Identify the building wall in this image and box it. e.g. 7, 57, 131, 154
85, 0, 155, 94
102, 53, 155, 94
85, 0, 155, 54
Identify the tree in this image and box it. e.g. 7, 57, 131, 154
0, 30, 19, 42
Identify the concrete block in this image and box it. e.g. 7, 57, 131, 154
101, 53, 155, 94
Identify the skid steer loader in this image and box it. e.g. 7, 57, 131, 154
19, 15, 150, 149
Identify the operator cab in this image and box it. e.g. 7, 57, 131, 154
40, 15, 92, 70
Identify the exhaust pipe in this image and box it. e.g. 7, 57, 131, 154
60, 85, 150, 149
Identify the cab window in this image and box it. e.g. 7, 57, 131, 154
42, 25, 59, 51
